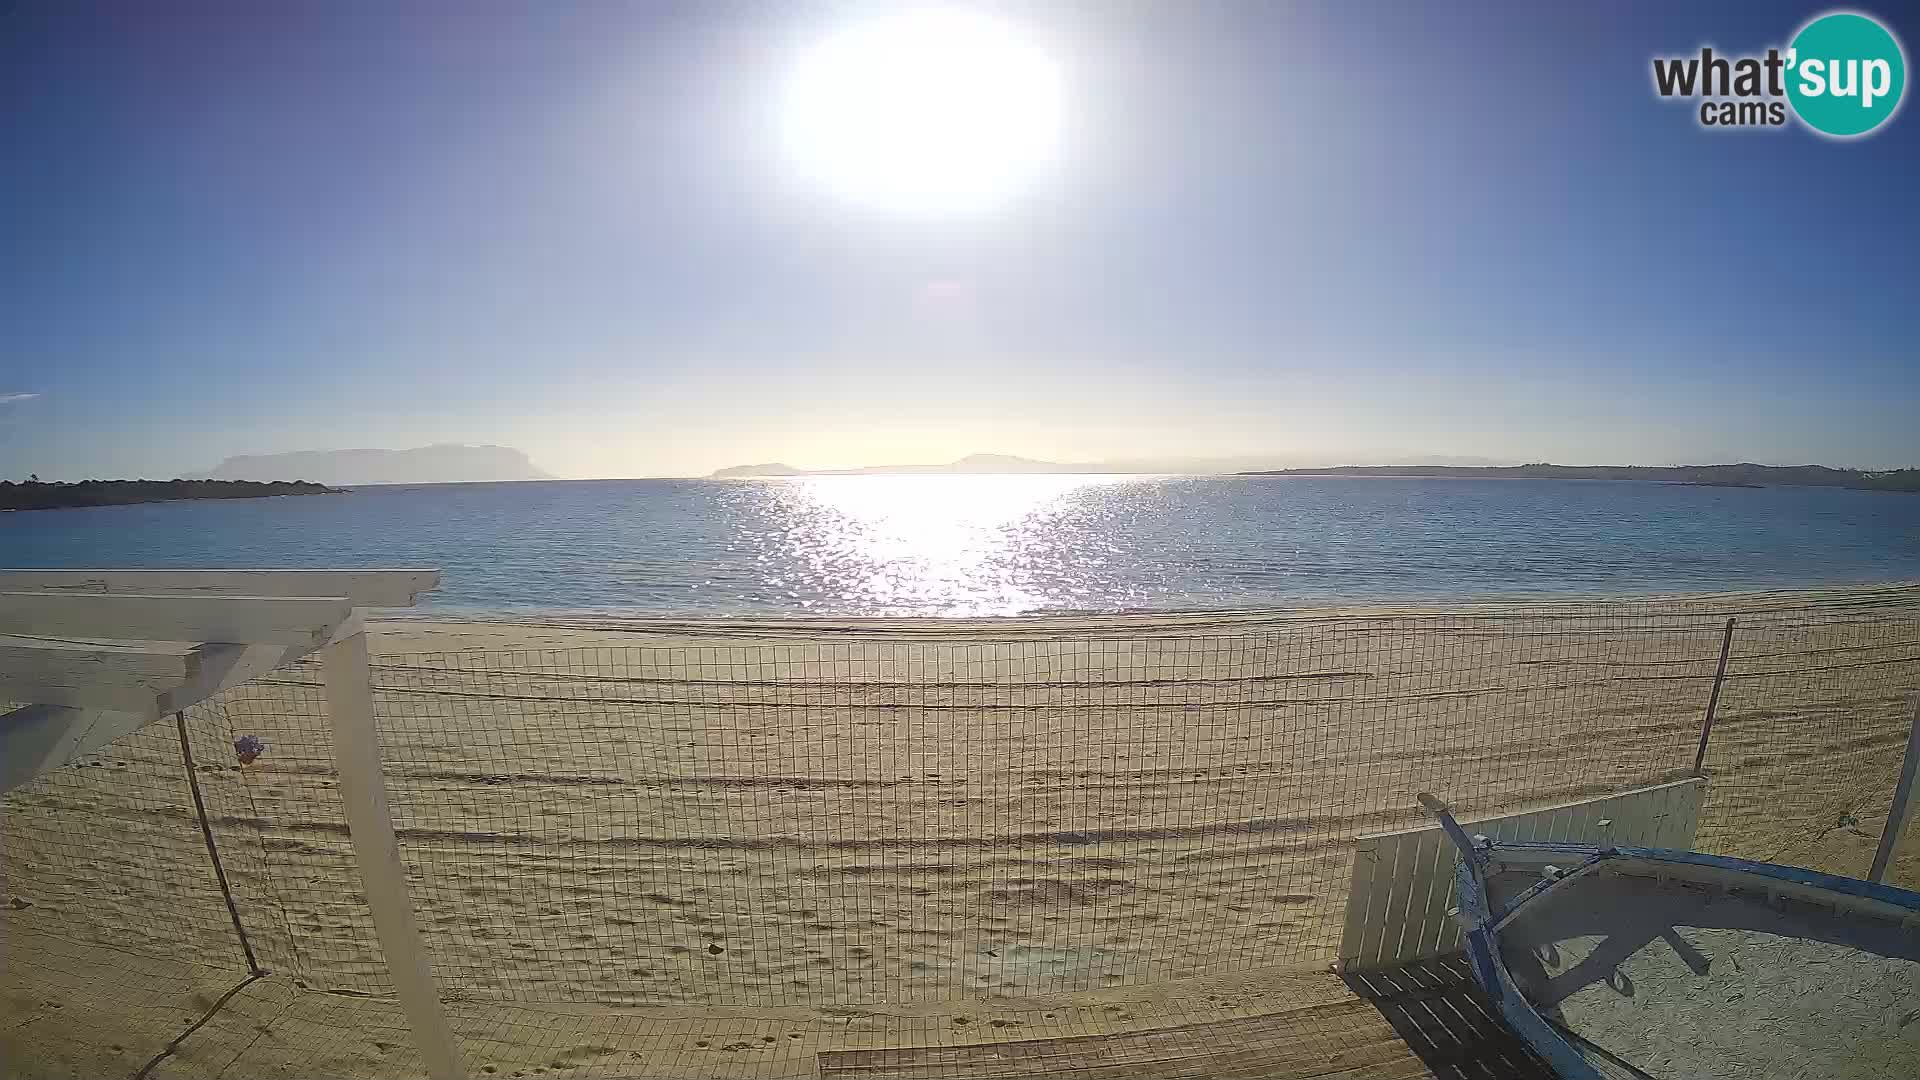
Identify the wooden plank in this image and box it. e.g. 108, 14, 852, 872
1337, 839, 1381, 969
0, 639, 199, 711
156, 643, 300, 716
1663, 781, 1694, 845
1424, 823, 1464, 956
0, 639, 196, 684
0, 703, 156, 793
0, 644, 299, 793
1354, 840, 1394, 971
0, 568, 440, 608
0, 592, 353, 646
0, 679, 165, 714
0, 634, 200, 656
1629, 784, 1665, 846
1338, 779, 1708, 972
1374, 823, 1422, 969
1534, 802, 1573, 848
1870, 695, 1920, 883
817, 999, 1410, 1080
322, 631, 464, 1080
1393, 828, 1445, 963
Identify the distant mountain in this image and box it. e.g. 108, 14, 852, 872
711, 462, 804, 478
708, 452, 1515, 478
709, 455, 1919, 490
877, 453, 1090, 474
1241, 463, 1920, 492
208, 444, 551, 486
711, 454, 1104, 478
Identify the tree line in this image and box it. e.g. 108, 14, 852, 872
1, 478, 338, 511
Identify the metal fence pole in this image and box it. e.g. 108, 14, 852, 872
1868, 694, 1920, 884
1692, 618, 1736, 775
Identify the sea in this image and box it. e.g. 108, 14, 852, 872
5, 475, 1919, 618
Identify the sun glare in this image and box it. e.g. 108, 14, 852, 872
779, 7, 1064, 214
763, 474, 1126, 615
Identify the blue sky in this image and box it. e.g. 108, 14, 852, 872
2, 1, 1916, 480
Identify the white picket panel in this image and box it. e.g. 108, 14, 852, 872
1338, 777, 1708, 973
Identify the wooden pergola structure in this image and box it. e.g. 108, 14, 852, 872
0, 569, 465, 1080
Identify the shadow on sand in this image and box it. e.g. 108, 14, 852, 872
1342, 954, 1554, 1080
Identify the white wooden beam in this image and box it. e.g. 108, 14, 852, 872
155, 642, 302, 716
1870, 694, 1920, 883
0, 569, 440, 608
0, 643, 303, 790
323, 631, 465, 1080
0, 638, 196, 685
0, 638, 203, 712
0, 703, 157, 793
0, 592, 354, 647
0, 680, 169, 715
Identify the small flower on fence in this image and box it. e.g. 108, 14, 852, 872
234, 735, 266, 766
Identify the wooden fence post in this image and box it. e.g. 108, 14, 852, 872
324, 630, 465, 1080
1692, 618, 1736, 775
1868, 694, 1920, 884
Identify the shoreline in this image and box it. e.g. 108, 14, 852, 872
365, 580, 1920, 651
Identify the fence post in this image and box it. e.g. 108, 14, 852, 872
175, 710, 264, 977
1691, 618, 1736, 775
1868, 694, 1920, 884
323, 630, 465, 1080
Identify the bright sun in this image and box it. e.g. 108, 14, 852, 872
779, 7, 1063, 214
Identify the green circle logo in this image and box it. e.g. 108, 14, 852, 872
1787, 12, 1907, 137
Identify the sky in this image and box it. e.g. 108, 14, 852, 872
2, 1, 1917, 481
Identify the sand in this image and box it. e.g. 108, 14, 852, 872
1545, 929, 1919, 1079
4, 584, 1919, 1078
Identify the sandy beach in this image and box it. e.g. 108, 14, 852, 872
5, 585, 1919, 1078
10, 0, 1917, 1073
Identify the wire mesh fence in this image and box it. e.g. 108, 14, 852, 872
357, 620, 1720, 1008
3, 593, 1918, 1073
0, 707, 261, 1078
1695, 613, 1920, 873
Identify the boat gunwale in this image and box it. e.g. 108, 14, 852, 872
1441, 833, 1920, 1079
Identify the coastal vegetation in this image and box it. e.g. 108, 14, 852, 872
1, 478, 338, 512
1241, 463, 1920, 492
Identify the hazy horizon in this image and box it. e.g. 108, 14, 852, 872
22, 442, 1920, 486
188, 443, 1920, 485
11, 438, 1920, 486
4, 2, 1917, 482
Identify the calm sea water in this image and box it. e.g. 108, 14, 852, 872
4, 476, 1918, 617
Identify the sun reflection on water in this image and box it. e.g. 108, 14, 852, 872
756, 474, 1137, 616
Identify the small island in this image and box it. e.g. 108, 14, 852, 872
1, 478, 340, 512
